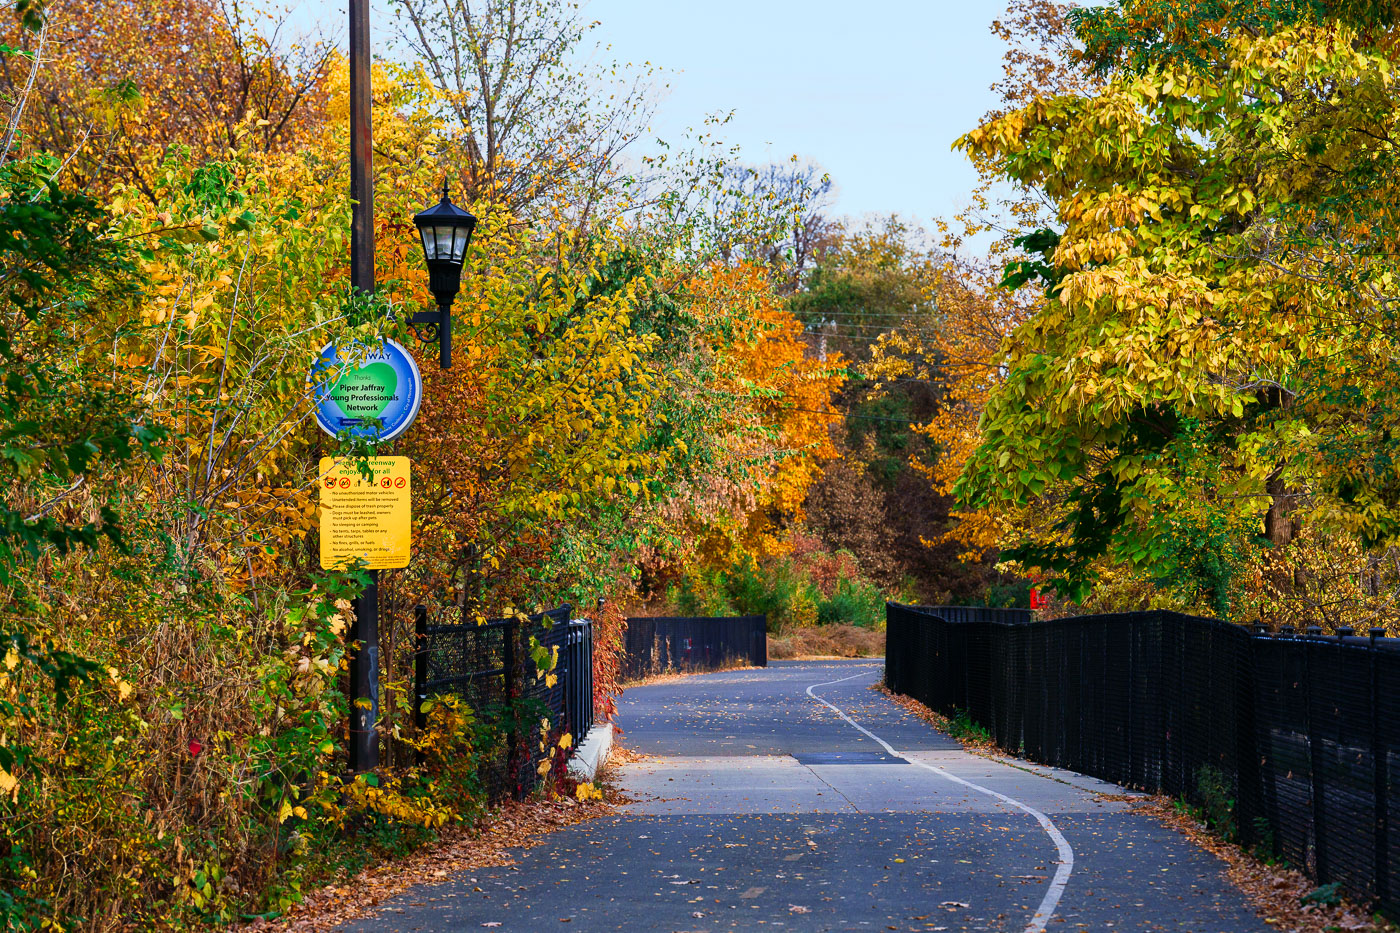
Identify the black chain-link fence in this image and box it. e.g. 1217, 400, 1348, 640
414, 604, 593, 799
885, 602, 1400, 914
622, 616, 767, 681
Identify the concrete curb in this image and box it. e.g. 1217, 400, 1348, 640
567, 722, 613, 782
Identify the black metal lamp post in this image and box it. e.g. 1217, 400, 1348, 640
411, 182, 477, 370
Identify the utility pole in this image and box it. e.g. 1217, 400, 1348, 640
348, 0, 379, 773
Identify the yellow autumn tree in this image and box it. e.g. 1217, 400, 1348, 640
1, 25, 850, 923
954, 11, 1400, 625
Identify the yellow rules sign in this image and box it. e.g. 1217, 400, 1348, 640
318, 457, 411, 570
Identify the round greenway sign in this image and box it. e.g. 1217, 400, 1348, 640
310, 338, 422, 442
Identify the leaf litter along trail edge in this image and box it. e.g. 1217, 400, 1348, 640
232, 796, 615, 932
805, 669, 1076, 933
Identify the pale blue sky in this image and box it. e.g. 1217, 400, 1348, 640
286, 0, 1010, 233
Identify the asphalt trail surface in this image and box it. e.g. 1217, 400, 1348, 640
346, 660, 1270, 932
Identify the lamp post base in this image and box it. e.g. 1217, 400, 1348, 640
348, 569, 379, 773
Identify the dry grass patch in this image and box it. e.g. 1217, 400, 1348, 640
768, 624, 885, 659
619, 660, 759, 688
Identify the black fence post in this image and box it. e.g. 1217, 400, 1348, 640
551, 608, 563, 747
1303, 633, 1328, 882
413, 604, 429, 734
581, 617, 594, 736
412, 604, 429, 767
566, 614, 589, 740
1174, 617, 1188, 796
1235, 625, 1260, 850
1373, 632, 1389, 906
565, 619, 575, 738
504, 615, 522, 800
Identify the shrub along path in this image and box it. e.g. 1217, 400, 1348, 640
345, 660, 1270, 931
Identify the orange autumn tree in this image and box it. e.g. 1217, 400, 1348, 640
661, 263, 845, 612
0, 0, 332, 197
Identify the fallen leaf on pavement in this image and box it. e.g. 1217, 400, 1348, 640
233, 795, 612, 932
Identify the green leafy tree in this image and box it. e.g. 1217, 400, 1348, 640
0, 154, 165, 925
955, 2, 1400, 620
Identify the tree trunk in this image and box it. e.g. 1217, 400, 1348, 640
1265, 465, 1295, 547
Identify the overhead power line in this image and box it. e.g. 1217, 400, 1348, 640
795, 310, 937, 319
700, 387, 932, 425
780, 404, 928, 425
809, 334, 935, 343
805, 327, 941, 337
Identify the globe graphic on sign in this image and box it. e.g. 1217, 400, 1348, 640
310, 338, 422, 442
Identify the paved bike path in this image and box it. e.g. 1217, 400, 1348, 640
347, 660, 1270, 932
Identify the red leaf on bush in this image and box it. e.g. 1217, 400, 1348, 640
188, 739, 203, 757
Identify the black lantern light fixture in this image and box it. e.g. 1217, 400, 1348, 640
411, 181, 477, 369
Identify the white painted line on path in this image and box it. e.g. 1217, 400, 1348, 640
806, 668, 1075, 933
